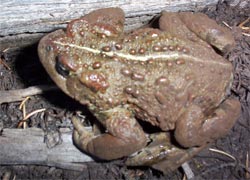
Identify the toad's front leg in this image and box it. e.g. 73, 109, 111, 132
72, 107, 147, 160
126, 132, 205, 173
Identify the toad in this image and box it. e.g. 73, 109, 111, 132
38, 8, 241, 173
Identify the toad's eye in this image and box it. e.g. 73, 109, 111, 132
55, 55, 70, 77
55, 54, 79, 77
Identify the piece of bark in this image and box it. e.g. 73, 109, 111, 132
0, 128, 94, 171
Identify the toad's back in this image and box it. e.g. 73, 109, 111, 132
60, 28, 233, 131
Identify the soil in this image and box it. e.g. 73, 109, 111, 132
0, 1, 250, 179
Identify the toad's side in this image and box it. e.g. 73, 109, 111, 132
38, 8, 241, 173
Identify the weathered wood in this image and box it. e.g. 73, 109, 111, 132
0, 128, 94, 171
0, 0, 219, 50
0, 85, 58, 104
0, 33, 45, 51
0, 0, 219, 36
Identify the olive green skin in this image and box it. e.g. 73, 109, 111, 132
38, 8, 240, 173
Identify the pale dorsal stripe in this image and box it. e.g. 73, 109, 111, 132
54, 41, 227, 66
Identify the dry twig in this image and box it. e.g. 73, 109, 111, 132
0, 85, 58, 104
209, 148, 236, 161
0, 49, 11, 70
247, 151, 249, 179
223, 18, 250, 37
17, 108, 46, 128
18, 97, 31, 128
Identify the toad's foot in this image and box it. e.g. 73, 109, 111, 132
72, 107, 147, 160
126, 132, 205, 174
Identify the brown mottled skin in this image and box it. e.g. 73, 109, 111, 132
38, 8, 241, 173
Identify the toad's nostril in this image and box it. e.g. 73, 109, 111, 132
55, 56, 70, 77
46, 45, 52, 52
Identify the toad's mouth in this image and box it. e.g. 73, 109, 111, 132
53, 41, 230, 66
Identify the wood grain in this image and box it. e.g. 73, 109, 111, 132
0, 0, 219, 50
0, 128, 94, 171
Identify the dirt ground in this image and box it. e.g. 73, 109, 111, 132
0, 1, 250, 179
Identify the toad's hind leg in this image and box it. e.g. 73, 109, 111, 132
126, 98, 240, 173
159, 11, 235, 52
72, 108, 147, 160
175, 97, 241, 148
178, 12, 236, 52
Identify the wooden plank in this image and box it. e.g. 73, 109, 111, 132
0, 128, 94, 171
0, 0, 219, 36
